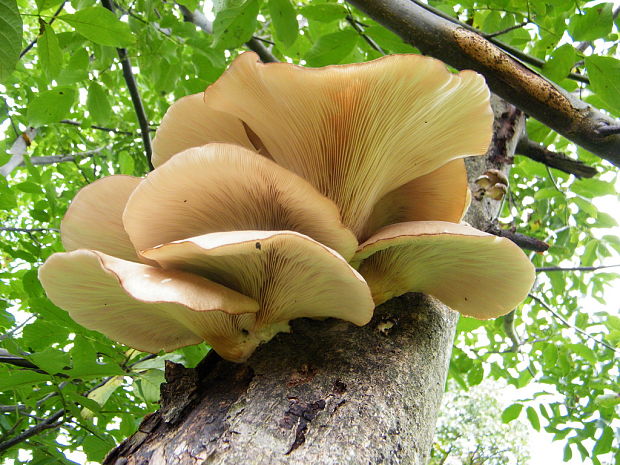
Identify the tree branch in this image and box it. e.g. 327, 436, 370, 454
0, 410, 64, 453
59, 119, 141, 135
486, 224, 549, 252
25, 146, 110, 166
516, 136, 597, 178
178, 6, 279, 63
406, 0, 589, 85
536, 264, 620, 272
346, 0, 620, 166
529, 294, 617, 353
346, 14, 386, 55
1, 128, 37, 177
0, 227, 60, 234
101, 0, 153, 171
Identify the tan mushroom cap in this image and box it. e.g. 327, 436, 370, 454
123, 143, 358, 260
203, 52, 493, 238
151, 92, 255, 167
362, 159, 470, 240
38, 250, 260, 358
352, 221, 535, 319
142, 230, 374, 330
61, 176, 141, 262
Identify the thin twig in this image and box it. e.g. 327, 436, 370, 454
0, 227, 60, 233
346, 14, 386, 55
19, 2, 67, 58
0, 315, 35, 342
484, 21, 530, 39
101, 0, 153, 171
536, 264, 620, 272
516, 136, 597, 179
529, 294, 617, 353
0, 410, 64, 453
486, 224, 550, 252
59, 119, 141, 135
595, 125, 620, 136
25, 146, 110, 166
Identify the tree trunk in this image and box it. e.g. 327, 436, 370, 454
104, 97, 524, 465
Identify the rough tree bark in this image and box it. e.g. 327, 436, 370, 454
104, 98, 524, 465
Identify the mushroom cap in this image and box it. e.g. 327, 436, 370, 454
123, 143, 358, 260
38, 249, 260, 359
142, 230, 374, 328
353, 221, 535, 319
151, 92, 255, 167
61, 175, 141, 262
362, 159, 470, 241
199, 52, 493, 238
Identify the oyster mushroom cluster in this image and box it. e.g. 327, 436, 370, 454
39, 52, 535, 362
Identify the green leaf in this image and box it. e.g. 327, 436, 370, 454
526, 406, 540, 431
305, 29, 358, 67
501, 403, 523, 423
27, 86, 76, 126
38, 23, 62, 80
82, 434, 115, 463
585, 56, 620, 115
572, 177, 617, 198
268, 0, 298, 48
28, 347, 70, 374
467, 362, 484, 386
593, 427, 613, 455
543, 343, 558, 366
118, 150, 135, 175
563, 443, 573, 462
0, 176, 17, 210
0, 0, 22, 82
137, 369, 165, 403
300, 3, 346, 22
594, 394, 620, 408
213, 0, 259, 49
569, 3, 613, 41
542, 44, 576, 83
568, 343, 597, 363
0, 371, 51, 390
87, 81, 112, 125
59, 6, 134, 47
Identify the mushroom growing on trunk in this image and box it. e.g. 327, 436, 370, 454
39, 52, 536, 362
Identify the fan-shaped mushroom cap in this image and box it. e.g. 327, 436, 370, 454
201, 52, 493, 238
123, 144, 358, 260
61, 176, 141, 262
362, 159, 470, 241
38, 250, 260, 359
142, 230, 374, 329
352, 221, 535, 319
151, 93, 255, 167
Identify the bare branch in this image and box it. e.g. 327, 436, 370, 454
484, 21, 530, 39
1, 128, 37, 177
25, 146, 110, 166
516, 136, 597, 178
536, 264, 620, 272
59, 119, 141, 135
178, 6, 279, 63
406, 0, 589, 85
0, 410, 64, 453
486, 224, 550, 252
0, 349, 41, 371
0, 227, 59, 233
101, 0, 153, 171
529, 294, 617, 353
346, 14, 386, 55
346, 0, 620, 166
